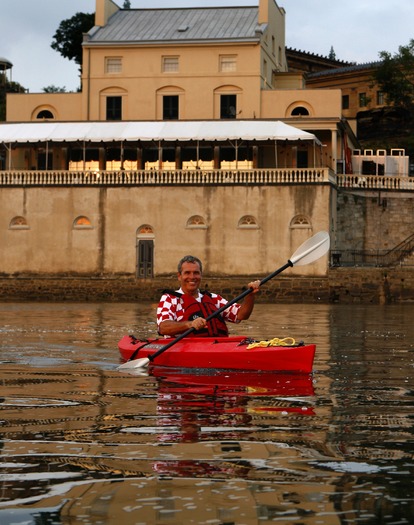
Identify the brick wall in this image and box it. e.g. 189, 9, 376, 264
0, 267, 412, 303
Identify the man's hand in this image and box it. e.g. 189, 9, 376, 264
190, 317, 207, 331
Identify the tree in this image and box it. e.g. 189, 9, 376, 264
374, 39, 414, 112
328, 46, 336, 60
43, 85, 67, 93
51, 12, 95, 68
123, 0, 131, 7
0, 75, 26, 121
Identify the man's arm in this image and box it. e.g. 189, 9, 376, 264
236, 280, 261, 321
159, 317, 207, 336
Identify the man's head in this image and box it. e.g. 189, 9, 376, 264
177, 255, 203, 274
177, 255, 203, 296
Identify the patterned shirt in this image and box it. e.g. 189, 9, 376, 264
156, 288, 241, 329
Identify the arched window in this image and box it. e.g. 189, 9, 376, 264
238, 215, 259, 229
214, 84, 243, 120
100, 86, 127, 120
290, 215, 311, 229
36, 110, 54, 119
285, 102, 313, 118
291, 106, 309, 116
9, 216, 29, 230
73, 216, 93, 229
137, 224, 154, 237
156, 85, 184, 120
186, 215, 207, 229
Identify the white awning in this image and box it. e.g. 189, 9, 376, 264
0, 120, 321, 145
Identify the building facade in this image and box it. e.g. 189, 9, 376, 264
1, 0, 412, 281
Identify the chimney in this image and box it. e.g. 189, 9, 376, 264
95, 0, 120, 27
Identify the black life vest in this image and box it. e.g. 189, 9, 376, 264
164, 290, 229, 337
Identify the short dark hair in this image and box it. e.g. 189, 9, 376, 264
178, 255, 203, 273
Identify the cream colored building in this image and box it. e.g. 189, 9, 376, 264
5, 0, 347, 172
1, 0, 367, 278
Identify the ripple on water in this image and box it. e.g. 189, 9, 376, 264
0, 302, 413, 524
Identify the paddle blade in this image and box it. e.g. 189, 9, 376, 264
118, 357, 150, 370
290, 231, 330, 266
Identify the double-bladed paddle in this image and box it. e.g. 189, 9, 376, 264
118, 230, 330, 370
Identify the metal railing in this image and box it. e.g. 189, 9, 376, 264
331, 234, 414, 267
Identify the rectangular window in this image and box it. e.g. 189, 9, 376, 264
163, 95, 179, 120
359, 92, 367, 107
220, 94, 237, 119
162, 56, 179, 73
263, 59, 268, 84
105, 57, 122, 74
106, 96, 122, 120
377, 91, 384, 105
342, 94, 349, 110
219, 55, 237, 73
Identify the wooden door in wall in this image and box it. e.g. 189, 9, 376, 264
136, 240, 154, 278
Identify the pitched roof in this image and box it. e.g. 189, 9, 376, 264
307, 61, 381, 79
86, 7, 263, 45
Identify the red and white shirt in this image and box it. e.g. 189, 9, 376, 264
156, 288, 241, 329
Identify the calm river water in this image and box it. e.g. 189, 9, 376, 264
0, 301, 413, 525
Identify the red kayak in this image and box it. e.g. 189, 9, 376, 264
118, 335, 316, 373
153, 368, 315, 397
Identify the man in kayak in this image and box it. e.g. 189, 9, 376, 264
157, 255, 260, 337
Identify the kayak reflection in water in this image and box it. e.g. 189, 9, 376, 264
157, 255, 260, 338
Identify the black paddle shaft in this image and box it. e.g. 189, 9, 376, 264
147, 259, 293, 363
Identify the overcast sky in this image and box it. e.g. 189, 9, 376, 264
2, 0, 413, 93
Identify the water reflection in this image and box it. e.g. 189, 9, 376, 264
0, 302, 413, 524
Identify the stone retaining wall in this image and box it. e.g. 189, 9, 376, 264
0, 267, 413, 304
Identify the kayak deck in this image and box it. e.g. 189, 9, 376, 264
118, 335, 316, 373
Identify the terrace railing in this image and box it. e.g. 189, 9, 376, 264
0, 168, 412, 191
0, 167, 334, 187
336, 173, 414, 191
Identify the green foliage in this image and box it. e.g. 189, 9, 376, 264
123, 0, 131, 7
328, 46, 336, 60
0, 74, 27, 121
43, 85, 67, 93
51, 12, 95, 66
374, 39, 414, 111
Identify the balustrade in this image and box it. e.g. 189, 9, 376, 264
0, 168, 412, 190
0, 167, 333, 186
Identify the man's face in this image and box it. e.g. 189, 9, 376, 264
178, 261, 202, 296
